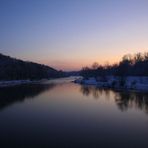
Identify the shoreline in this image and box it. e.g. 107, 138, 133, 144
0, 79, 46, 87
0, 76, 75, 88
74, 76, 148, 92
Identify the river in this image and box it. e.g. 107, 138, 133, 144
0, 77, 148, 148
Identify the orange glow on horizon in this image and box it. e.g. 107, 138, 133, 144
18, 49, 148, 71
37, 55, 122, 71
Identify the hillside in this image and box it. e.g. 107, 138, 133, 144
0, 53, 63, 80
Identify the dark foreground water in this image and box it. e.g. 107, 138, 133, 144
0, 77, 148, 148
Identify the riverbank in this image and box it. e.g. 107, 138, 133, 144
0, 76, 77, 87
74, 76, 148, 92
0, 79, 44, 87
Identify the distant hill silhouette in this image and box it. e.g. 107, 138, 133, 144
0, 53, 64, 80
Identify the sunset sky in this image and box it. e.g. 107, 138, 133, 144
1, 0, 148, 71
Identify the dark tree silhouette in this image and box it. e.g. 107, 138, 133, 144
81, 52, 148, 78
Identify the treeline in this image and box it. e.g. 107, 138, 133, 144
81, 52, 148, 78
0, 53, 65, 80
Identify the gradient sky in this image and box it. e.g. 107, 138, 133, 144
0, 0, 148, 70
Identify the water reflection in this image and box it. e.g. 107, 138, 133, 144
0, 83, 55, 111
0, 80, 148, 148
115, 91, 148, 113
80, 85, 148, 114
80, 85, 111, 99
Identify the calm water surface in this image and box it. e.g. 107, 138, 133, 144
0, 77, 148, 148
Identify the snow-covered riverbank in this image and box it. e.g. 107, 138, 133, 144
0, 80, 42, 87
0, 77, 76, 87
74, 76, 148, 91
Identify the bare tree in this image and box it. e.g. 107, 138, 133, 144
92, 62, 99, 70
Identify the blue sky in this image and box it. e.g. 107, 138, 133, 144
0, 0, 148, 70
